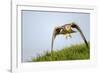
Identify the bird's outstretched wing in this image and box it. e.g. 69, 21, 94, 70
51, 27, 60, 53
51, 28, 56, 53
71, 23, 89, 48
51, 27, 57, 59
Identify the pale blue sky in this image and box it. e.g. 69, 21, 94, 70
21, 10, 90, 62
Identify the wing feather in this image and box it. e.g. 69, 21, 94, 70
71, 23, 89, 48
51, 27, 61, 59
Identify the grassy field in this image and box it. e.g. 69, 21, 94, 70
32, 43, 90, 62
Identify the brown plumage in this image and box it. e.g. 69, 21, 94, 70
51, 22, 89, 57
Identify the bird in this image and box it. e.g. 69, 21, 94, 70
51, 22, 89, 58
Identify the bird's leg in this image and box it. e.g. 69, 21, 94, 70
64, 34, 68, 38
64, 34, 68, 39
69, 34, 72, 38
64, 34, 72, 39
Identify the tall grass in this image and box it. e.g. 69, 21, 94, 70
32, 43, 90, 62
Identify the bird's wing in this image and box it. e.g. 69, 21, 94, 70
51, 27, 57, 59
51, 27, 61, 53
51, 28, 56, 53
71, 24, 89, 48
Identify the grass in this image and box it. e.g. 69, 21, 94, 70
32, 42, 90, 62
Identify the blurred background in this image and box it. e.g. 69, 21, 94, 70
21, 10, 90, 62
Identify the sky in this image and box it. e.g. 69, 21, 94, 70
21, 10, 90, 62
